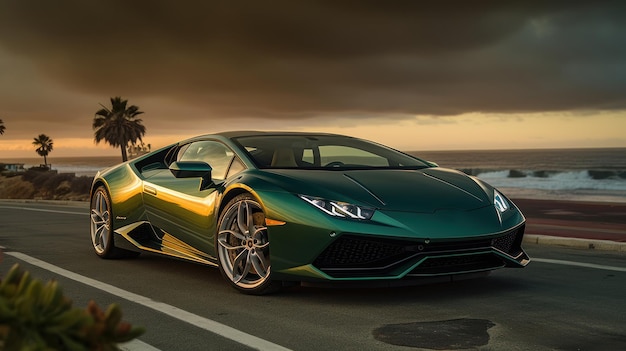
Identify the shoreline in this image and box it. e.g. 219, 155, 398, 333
498, 187, 626, 204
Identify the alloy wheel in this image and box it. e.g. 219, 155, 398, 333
90, 187, 111, 255
217, 197, 271, 290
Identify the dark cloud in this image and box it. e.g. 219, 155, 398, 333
1, 0, 626, 122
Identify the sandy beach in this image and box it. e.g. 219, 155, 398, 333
513, 198, 626, 242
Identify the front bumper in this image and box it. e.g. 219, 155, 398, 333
271, 222, 529, 282
314, 223, 528, 278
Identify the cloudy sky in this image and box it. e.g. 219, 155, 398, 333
0, 1, 625, 158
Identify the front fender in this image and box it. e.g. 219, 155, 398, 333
91, 164, 146, 230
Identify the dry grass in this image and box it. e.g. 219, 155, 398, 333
0, 171, 92, 201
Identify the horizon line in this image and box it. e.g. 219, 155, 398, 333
1, 145, 626, 161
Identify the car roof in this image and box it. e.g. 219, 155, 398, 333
202, 131, 349, 139
176, 131, 364, 149
218, 131, 345, 138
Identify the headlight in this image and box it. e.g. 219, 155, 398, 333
493, 190, 509, 213
299, 195, 375, 220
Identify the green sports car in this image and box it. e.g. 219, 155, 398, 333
90, 131, 529, 294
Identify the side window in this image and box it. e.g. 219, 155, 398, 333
175, 144, 191, 162
302, 149, 314, 163
178, 141, 235, 180
226, 158, 246, 179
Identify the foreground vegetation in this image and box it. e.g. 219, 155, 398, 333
0, 264, 144, 350
0, 170, 92, 201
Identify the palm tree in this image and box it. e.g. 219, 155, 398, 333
93, 97, 146, 162
0, 119, 5, 135
33, 134, 54, 167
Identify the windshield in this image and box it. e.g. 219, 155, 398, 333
233, 134, 431, 170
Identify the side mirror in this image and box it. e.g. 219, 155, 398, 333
169, 161, 213, 189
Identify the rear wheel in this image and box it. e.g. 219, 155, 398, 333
217, 194, 281, 294
90, 186, 139, 259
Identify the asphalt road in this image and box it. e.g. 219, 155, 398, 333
1, 200, 625, 351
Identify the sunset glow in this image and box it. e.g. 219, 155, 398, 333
1, 2, 625, 158
0, 111, 623, 159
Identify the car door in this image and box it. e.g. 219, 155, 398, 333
142, 140, 240, 256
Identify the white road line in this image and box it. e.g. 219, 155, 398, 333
0, 206, 86, 216
6, 251, 293, 351
533, 257, 626, 272
118, 339, 162, 351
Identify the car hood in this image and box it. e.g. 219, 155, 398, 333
261, 168, 491, 212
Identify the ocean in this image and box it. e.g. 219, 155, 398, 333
412, 148, 626, 203
3, 147, 626, 202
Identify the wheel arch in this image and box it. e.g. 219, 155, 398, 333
219, 185, 261, 217
90, 178, 109, 197
90, 178, 114, 217
218, 173, 291, 220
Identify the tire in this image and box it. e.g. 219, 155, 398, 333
216, 193, 281, 295
90, 186, 139, 259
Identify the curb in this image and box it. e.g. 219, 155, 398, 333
0, 198, 88, 208
524, 234, 626, 252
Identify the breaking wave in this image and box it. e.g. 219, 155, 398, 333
466, 169, 626, 191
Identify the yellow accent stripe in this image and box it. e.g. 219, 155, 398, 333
265, 218, 286, 226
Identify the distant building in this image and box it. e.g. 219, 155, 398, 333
127, 142, 151, 159
0, 163, 26, 176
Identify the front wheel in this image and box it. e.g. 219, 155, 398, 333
217, 194, 281, 295
90, 186, 139, 259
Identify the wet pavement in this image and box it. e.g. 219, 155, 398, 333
373, 319, 495, 349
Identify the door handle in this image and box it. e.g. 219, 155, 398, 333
144, 185, 157, 196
